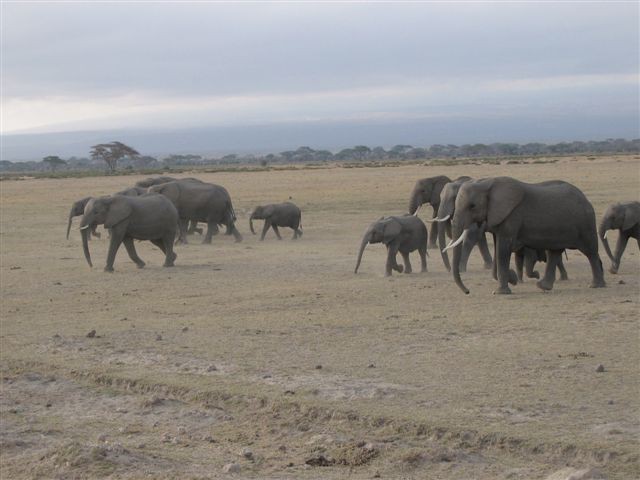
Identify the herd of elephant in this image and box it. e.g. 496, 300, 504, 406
356, 175, 639, 295
66, 176, 302, 272
66, 174, 639, 295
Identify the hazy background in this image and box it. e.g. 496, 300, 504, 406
2, 2, 638, 160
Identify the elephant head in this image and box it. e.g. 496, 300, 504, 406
408, 176, 450, 215
66, 196, 93, 239
446, 178, 524, 293
354, 217, 402, 273
249, 205, 274, 234
79, 196, 132, 267
135, 176, 176, 188
599, 202, 640, 263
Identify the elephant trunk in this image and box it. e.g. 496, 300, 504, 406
408, 191, 421, 215
249, 213, 256, 235
354, 231, 372, 273
81, 227, 93, 268
599, 220, 615, 263
66, 208, 75, 239
438, 219, 451, 271
450, 225, 470, 294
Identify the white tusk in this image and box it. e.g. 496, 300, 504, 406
442, 229, 468, 253
80, 225, 90, 230
413, 205, 422, 216
428, 214, 450, 223
603, 231, 608, 239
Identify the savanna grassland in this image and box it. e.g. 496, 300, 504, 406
1, 156, 638, 479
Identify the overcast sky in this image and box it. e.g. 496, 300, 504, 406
2, 2, 638, 144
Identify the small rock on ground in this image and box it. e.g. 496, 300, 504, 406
86, 330, 96, 338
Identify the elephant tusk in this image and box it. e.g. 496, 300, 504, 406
80, 225, 90, 230
427, 214, 451, 223
413, 205, 422, 216
442, 229, 468, 253
603, 231, 608, 239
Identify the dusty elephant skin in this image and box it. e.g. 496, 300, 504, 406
1, 157, 639, 480
249, 201, 303, 240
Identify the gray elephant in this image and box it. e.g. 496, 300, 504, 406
135, 176, 178, 188
408, 175, 451, 249
79, 194, 178, 272
355, 215, 427, 276
66, 196, 100, 240
433, 176, 493, 272
446, 177, 605, 294
115, 186, 148, 196
599, 201, 640, 274
249, 202, 303, 240
149, 179, 242, 244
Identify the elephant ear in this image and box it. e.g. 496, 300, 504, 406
623, 205, 640, 230
430, 178, 447, 206
104, 198, 132, 229
487, 179, 525, 229
263, 205, 276, 217
382, 218, 402, 244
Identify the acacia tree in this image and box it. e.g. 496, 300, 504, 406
42, 155, 67, 172
90, 141, 139, 172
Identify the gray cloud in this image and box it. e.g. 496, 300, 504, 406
1, 2, 638, 137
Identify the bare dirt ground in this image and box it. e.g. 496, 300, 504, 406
1, 156, 638, 479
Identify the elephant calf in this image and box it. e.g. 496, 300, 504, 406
79, 194, 178, 272
355, 215, 427, 276
250, 202, 303, 240
599, 201, 640, 274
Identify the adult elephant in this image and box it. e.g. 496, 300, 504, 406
408, 175, 451, 249
446, 177, 605, 294
355, 215, 427, 276
249, 202, 303, 240
433, 176, 493, 272
135, 176, 178, 188
79, 194, 178, 272
599, 201, 640, 274
149, 179, 242, 244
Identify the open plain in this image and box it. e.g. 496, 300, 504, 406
1, 156, 639, 479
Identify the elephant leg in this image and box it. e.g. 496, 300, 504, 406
175, 219, 189, 245
203, 220, 216, 244
188, 220, 204, 235
385, 243, 402, 276
514, 250, 524, 282
292, 227, 299, 240
437, 220, 451, 272
582, 248, 606, 288
105, 229, 125, 272
229, 224, 243, 243
272, 224, 283, 240
536, 250, 561, 291
492, 234, 498, 281
91, 225, 101, 239
609, 233, 629, 274
418, 245, 427, 272
123, 237, 145, 268
524, 248, 540, 279
478, 233, 493, 269
557, 255, 569, 281
493, 237, 513, 294
400, 251, 412, 274
162, 235, 176, 267
260, 220, 271, 241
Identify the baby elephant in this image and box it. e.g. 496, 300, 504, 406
599, 201, 640, 274
355, 215, 428, 276
249, 202, 303, 240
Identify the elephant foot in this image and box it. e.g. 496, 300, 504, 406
608, 266, 618, 274
536, 279, 554, 291
527, 271, 540, 279
589, 280, 606, 288
493, 286, 512, 295
403, 268, 412, 274
394, 265, 404, 273
136, 262, 146, 269
559, 274, 569, 281
508, 269, 518, 285
104, 266, 114, 273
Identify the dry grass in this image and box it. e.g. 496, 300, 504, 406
1, 155, 638, 479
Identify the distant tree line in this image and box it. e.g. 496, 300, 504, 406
1, 138, 638, 173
